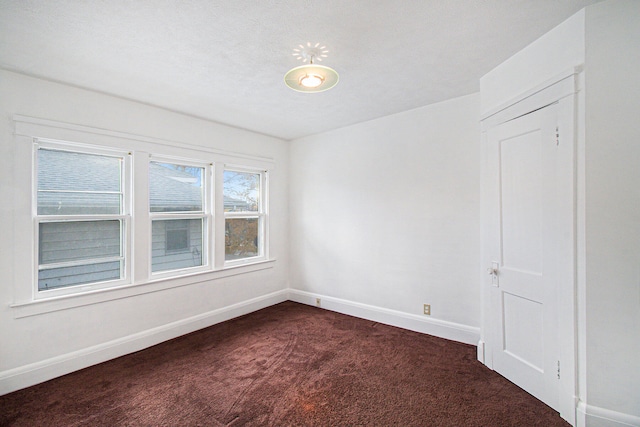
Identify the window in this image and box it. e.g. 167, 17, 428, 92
149, 161, 207, 274
36, 144, 130, 295
165, 220, 190, 253
223, 168, 266, 263
31, 135, 271, 303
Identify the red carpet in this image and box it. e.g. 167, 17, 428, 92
0, 301, 569, 426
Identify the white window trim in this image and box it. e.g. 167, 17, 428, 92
33, 138, 132, 300
223, 165, 269, 268
148, 156, 212, 280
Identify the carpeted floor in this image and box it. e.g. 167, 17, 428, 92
0, 301, 569, 426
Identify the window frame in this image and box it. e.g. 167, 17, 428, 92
33, 139, 132, 299
148, 157, 212, 279
223, 165, 268, 267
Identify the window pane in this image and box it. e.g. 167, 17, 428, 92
152, 219, 203, 272
150, 162, 203, 212
39, 261, 121, 291
38, 149, 122, 215
39, 220, 121, 265
225, 218, 259, 260
223, 170, 259, 212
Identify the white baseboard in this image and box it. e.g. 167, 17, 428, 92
577, 401, 640, 427
0, 289, 288, 396
288, 289, 480, 345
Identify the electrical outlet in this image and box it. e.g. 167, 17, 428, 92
423, 304, 431, 316
316, 298, 321, 307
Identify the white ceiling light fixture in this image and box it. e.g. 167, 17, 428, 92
284, 42, 339, 93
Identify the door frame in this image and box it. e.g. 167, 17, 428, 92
479, 70, 580, 425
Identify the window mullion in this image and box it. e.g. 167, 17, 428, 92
213, 162, 225, 270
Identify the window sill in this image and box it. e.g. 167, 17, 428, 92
10, 259, 276, 319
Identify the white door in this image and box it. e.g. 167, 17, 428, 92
486, 103, 568, 410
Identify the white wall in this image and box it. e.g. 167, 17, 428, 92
0, 70, 289, 394
289, 93, 481, 344
480, 9, 585, 116
583, 0, 640, 422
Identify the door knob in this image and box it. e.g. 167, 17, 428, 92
488, 262, 499, 286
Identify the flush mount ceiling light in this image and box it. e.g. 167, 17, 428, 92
284, 42, 339, 93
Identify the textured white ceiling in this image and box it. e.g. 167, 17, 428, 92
0, 0, 601, 140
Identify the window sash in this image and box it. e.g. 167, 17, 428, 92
38, 218, 125, 266
223, 169, 262, 213
34, 141, 130, 298
37, 146, 124, 216
149, 159, 211, 277
224, 216, 263, 262
151, 217, 207, 274
223, 167, 267, 265
35, 218, 129, 295
149, 161, 205, 213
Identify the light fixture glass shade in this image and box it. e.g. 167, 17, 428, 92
284, 64, 339, 93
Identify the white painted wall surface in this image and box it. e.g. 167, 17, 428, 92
583, 0, 640, 422
479, 9, 585, 116
0, 70, 289, 393
289, 94, 481, 340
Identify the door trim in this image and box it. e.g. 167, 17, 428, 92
481, 67, 581, 125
